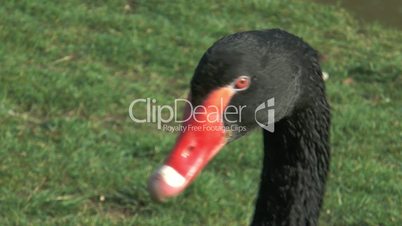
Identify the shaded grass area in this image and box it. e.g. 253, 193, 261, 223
0, 0, 401, 225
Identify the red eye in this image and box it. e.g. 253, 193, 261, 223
234, 76, 250, 90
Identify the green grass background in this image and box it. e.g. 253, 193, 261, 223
0, 0, 401, 225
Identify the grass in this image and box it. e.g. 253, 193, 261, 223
0, 0, 401, 225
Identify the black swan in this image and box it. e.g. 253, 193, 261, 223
148, 29, 330, 226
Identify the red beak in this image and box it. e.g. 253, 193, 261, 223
148, 87, 235, 201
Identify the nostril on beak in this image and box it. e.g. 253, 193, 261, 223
181, 145, 195, 158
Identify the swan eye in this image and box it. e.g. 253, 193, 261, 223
234, 76, 250, 90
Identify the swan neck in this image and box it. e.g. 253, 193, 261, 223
251, 106, 330, 226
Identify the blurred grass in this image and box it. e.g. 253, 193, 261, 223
0, 0, 401, 225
